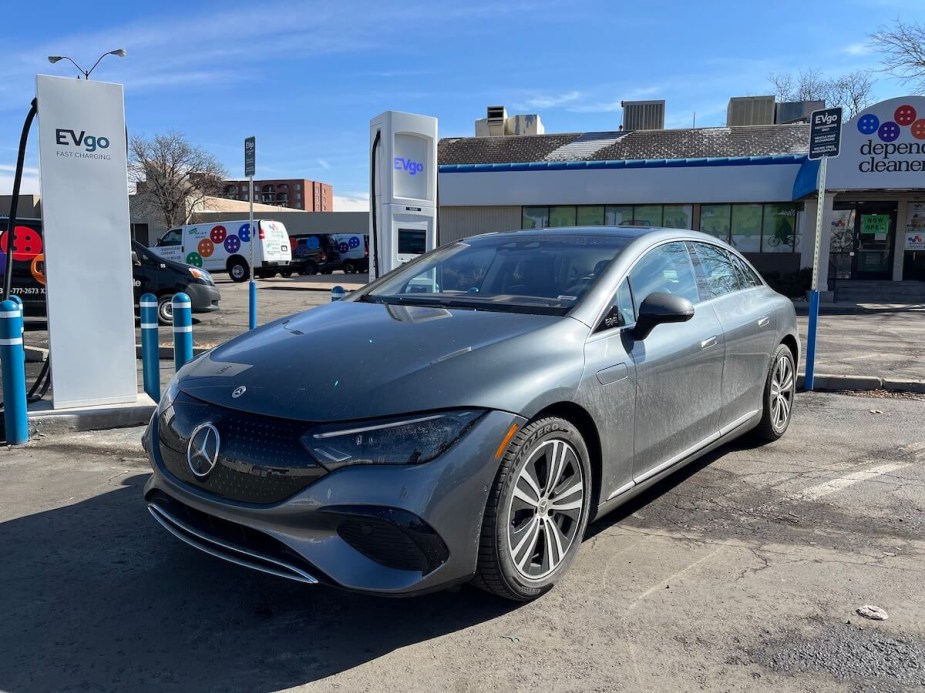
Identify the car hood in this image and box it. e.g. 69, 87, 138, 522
177, 301, 589, 421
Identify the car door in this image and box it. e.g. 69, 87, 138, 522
578, 278, 637, 500
154, 228, 184, 264
688, 242, 778, 428
627, 241, 725, 482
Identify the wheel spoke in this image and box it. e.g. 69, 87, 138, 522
519, 463, 543, 501
549, 481, 583, 511
547, 518, 567, 564
513, 517, 541, 570
512, 483, 539, 509
545, 441, 569, 496
543, 520, 561, 572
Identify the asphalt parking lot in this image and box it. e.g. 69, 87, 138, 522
1, 391, 923, 692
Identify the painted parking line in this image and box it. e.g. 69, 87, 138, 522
792, 463, 910, 502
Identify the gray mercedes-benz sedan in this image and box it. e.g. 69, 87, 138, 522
143, 227, 799, 601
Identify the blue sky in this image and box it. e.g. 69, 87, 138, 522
0, 0, 921, 210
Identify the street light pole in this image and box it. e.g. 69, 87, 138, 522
47, 49, 126, 79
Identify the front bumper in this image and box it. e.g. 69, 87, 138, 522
186, 283, 221, 314
144, 406, 523, 595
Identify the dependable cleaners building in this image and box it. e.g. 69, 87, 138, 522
436, 96, 925, 292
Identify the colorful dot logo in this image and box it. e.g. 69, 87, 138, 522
224, 235, 241, 253
238, 223, 250, 243
186, 252, 203, 267
349, 236, 360, 249
306, 237, 319, 250
338, 242, 349, 253
0, 226, 43, 261
198, 238, 215, 257
912, 119, 925, 140
878, 121, 901, 142
210, 225, 227, 244
895, 104, 917, 125
857, 113, 879, 135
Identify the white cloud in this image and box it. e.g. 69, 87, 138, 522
0, 166, 40, 195
843, 42, 871, 56
334, 192, 369, 212
517, 91, 582, 110
317, 159, 331, 170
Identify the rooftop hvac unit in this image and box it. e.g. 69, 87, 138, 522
509, 114, 544, 136
727, 96, 776, 126
775, 100, 825, 124
486, 105, 506, 136
621, 100, 665, 130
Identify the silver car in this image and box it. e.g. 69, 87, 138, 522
143, 227, 798, 601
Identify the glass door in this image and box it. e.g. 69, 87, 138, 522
830, 203, 896, 280
856, 206, 895, 279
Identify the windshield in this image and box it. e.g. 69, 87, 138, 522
361, 233, 631, 315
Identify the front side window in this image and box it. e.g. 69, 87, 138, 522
628, 242, 699, 309
690, 242, 742, 300
597, 279, 635, 332
159, 229, 182, 246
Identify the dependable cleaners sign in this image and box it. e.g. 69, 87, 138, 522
827, 96, 925, 189
37, 75, 137, 408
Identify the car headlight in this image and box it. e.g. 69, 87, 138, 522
158, 376, 181, 413
303, 410, 484, 471
189, 267, 213, 284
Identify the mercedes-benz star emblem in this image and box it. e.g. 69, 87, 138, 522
187, 423, 221, 479
232, 385, 246, 399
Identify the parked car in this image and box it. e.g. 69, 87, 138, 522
143, 227, 798, 601
132, 241, 221, 324
331, 233, 369, 273
0, 218, 220, 325
282, 234, 341, 276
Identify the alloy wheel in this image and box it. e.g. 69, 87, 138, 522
770, 353, 795, 431
506, 439, 584, 580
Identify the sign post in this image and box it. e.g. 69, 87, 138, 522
805, 107, 842, 391
244, 136, 256, 330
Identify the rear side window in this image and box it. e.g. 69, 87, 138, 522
689, 242, 742, 300
628, 241, 699, 309
730, 253, 762, 288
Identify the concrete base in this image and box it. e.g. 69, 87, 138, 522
797, 373, 925, 393
26, 393, 156, 436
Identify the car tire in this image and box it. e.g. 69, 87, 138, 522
304, 261, 319, 276
473, 417, 591, 602
280, 269, 293, 278
228, 258, 249, 282
753, 343, 796, 441
157, 295, 174, 325
343, 261, 356, 274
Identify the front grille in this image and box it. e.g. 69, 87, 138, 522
146, 490, 321, 584
158, 391, 326, 504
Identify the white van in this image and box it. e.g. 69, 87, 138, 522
331, 233, 369, 273
151, 219, 291, 282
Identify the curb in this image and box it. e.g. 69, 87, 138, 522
24, 397, 156, 437
797, 373, 925, 393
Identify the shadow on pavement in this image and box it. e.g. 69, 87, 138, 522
0, 474, 516, 692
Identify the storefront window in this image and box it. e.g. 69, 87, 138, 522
522, 207, 549, 229
662, 205, 693, 229
700, 204, 731, 241
605, 206, 633, 226
633, 205, 663, 227
730, 204, 762, 252
762, 203, 798, 252
549, 206, 577, 227
576, 206, 605, 225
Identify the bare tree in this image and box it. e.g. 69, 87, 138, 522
870, 19, 925, 93
767, 69, 874, 117
129, 132, 227, 228
828, 71, 874, 118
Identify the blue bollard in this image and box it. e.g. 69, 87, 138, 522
140, 293, 160, 401
172, 292, 193, 372
804, 289, 820, 391
330, 285, 345, 302
249, 279, 257, 330
0, 299, 28, 444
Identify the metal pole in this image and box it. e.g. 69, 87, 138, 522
139, 293, 160, 401
0, 299, 28, 444
172, 292, 193, 372
248, 175, 256, 330
805, 156, 828, 392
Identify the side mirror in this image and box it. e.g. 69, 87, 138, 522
633, 292, 695, 340
131, 251, 140, 266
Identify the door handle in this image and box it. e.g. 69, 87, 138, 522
757, 316, 770, 328
700, 336, 718, 349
